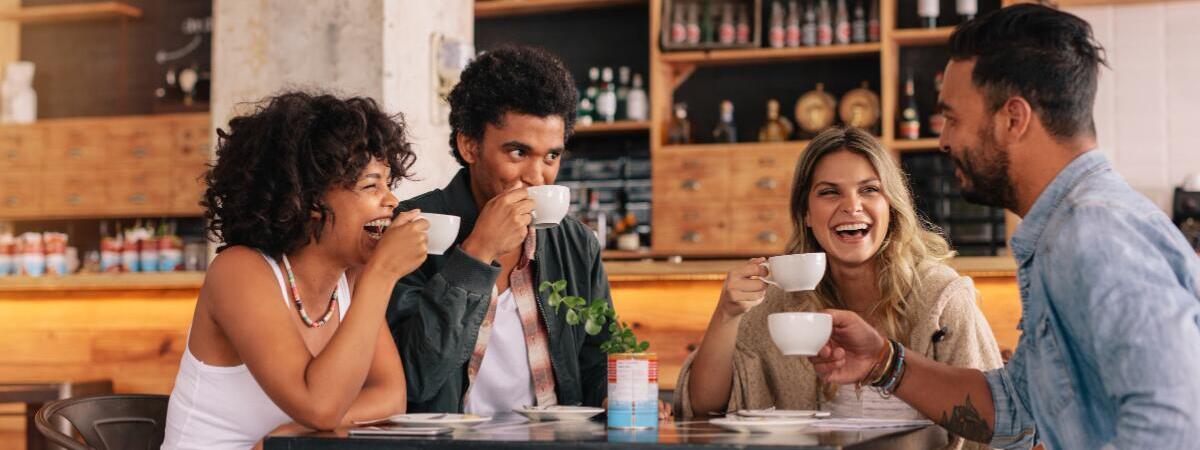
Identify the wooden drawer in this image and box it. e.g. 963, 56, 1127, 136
730, 201, 793, 255
108, 118, 175, 165
730, 147, 800, 200
652, 147, 729, 202
652, 202, 730, 254
0, 172, 42, 217
44, 171, 108, 216
173, 117, 212, 164
108, 169, 172, 215
169, 163, 208, 215
0, 125, 45, 168
46, 123, 108, 167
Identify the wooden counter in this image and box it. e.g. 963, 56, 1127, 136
0, 256, 1019, 402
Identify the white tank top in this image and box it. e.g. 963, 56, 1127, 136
162, 252, 350, 450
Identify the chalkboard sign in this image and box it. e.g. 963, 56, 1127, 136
19, 0, 213, 119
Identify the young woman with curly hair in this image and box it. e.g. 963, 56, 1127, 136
162, 92, 428, 449
675, 127, 1002, 449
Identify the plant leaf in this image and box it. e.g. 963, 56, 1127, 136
565, 308, 579, 325
554, 280, 567, 291
585, 317, 602, 335
637, 341, 650, 352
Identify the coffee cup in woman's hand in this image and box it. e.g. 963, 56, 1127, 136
369, 209, 429, 278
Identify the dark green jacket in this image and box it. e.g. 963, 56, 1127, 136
387, 169, 612, 413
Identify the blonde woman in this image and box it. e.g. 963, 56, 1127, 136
675, 127, 1002, 449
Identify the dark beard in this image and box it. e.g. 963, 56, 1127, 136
953, 126, 1017, 211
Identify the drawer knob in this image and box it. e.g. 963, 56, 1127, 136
757, 211, 777, 221
682, 179, 701, 191
757, 231, 780, 243
681, 159, 700, 170
683, 231, 702, 243
132, 147, 150, 158
129, 193, 148, 204
68, 148, 84, 158
758, 156, 777, 166
5, 149, 16, 159
683, 211, 700, 221
4, 196, 17, 206
756, 177, 778, 191
67, 194, 81, 206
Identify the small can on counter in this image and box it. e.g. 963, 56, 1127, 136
18, 232, 45, 277
100, 235, 123, 273
0, 233, 13, 276
140, 236, 159, 273
122, 230, 141, 273
606, 352, 659, 430
158, 234, 182, 272
43, 232, 69, 276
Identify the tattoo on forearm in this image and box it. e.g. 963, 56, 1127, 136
938, 394, 993, 443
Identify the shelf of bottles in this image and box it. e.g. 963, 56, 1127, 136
474, 0, 647, 18
0, 218, 208, 278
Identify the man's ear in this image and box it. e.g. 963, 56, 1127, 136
994, 96, 1033, 146
457, 133, 480, 165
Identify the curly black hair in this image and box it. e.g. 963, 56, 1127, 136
447, 45, 578, 166
203, 92, 417, 257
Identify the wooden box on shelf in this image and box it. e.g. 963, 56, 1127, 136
660, 0, 761, 51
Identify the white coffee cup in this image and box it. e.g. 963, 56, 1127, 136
768, 312, 832, 356
418, 213, 460, 255
758, 253, 826, 292
527, 185, 570, 229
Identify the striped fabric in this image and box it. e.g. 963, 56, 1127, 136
463, 232, 558, 409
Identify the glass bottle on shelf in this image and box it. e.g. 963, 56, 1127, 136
626, 73, 648, 121
616, 66, 631, 121
668, 103, 693, 144
851, 0, 867, 43
712, 100, 738, 143
585, 67, 600, 112
835, 0, 851, 44
900, 74, 922, 140
671, 3, 687, 43
929, 71, 946, 136
758, 99, 795, 142
769, 0, 786, 48
803, 0, 818, 46
786, 1, 801, 47
578, 93, 595, 126
736, 4, 751, 44
818, 0, 833, 46
686, 2, 701, 45
582, 190, 608, 248
957, 0, 978, 22
719, 2, 736, 44
918, 0, 940, 28
701, 0, 717, 43
596, 67, 617, 123
868, 0, 880, 41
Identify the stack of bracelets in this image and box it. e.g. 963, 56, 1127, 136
859, 339, 907, 397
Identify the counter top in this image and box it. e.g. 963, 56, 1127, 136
0, 256, 1016, 292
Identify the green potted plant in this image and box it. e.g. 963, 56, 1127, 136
540, 280, 658, 430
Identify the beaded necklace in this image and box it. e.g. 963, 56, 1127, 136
281, 254, 337, 328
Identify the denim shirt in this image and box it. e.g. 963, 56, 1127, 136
985, 151, 1200, 450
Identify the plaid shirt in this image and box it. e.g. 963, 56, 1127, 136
463, 232, 558, 408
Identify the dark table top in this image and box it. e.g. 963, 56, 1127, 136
264, 413, 950, 450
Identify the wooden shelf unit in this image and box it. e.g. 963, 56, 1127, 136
890, 137, 942, 152
574, 120, 651, 135
0, 1, 141, 23
891, 26, 956, 46
659, 43, 883, 67
475, 0, 645, 18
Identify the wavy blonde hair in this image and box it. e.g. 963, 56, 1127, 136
787, 127, 953, 345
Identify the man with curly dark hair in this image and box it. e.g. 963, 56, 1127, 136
163, 92, 430, 449
386, 45, 637, 416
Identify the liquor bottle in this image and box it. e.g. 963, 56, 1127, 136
786, 1, 801, 47
818, 0, 833, 46
899, 74, 921, 140
719, 2, 736, 44
802, 0, 818, 46
736, 4, 751, 44
612, 189, 640, 251
582, 190, 609, 247
616, 66, 631, 120
596, 67, 617, 123
929, 71, 946, 136
835, 0, 851, 44
686, 2, 701, 45
585, 67, 600, 111
957, 0, 977, 21
868, 0, 880, 41
578, 94, 595, 126
918, 0, 939, 28
851, 0, 867, 43
668, 103, 692, 144
671, 3, 687, 43
626, 73, 649, 121
712, 100, 738, 143
701, 0, 716, 43
769, 1, 786, 48
758, 99, 795, 142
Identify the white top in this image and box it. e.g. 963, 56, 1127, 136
824, 384, 924, 420
464, 288, 536, 415
162, 253, 350, 450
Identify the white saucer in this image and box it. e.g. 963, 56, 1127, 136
710, 416, 819, 433
513, 405, 605, 422
357, 413, 492, 429
737, 409, 832, 419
